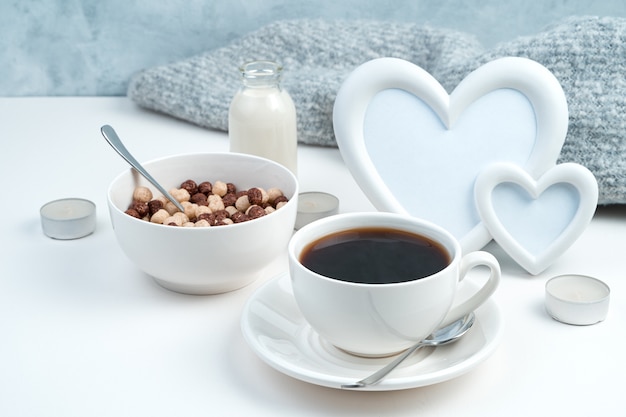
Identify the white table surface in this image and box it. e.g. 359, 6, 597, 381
1, 97, 624, 416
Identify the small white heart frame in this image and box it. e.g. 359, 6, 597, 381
475, 162, 598, 274
333, 56, 599, 274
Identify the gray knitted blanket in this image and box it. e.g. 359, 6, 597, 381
128, 16, 626, 205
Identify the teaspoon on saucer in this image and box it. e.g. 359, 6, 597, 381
341, 312, 476, 389
100, 125, 185, 213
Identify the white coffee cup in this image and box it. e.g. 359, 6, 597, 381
288, 212, 500, 357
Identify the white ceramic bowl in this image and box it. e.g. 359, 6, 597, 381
107, 152, 298, 294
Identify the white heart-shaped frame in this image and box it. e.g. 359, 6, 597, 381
475, 162, 598, 275
333, 57, 569, 252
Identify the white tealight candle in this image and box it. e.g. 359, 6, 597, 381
545, 274, 610, 325
295, 192, 339, 229
40, 198, 96, 240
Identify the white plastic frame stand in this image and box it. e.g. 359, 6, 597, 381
333, 57, 598, 274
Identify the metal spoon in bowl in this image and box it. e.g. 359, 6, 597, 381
100, 125, 185, 213
341, 312, 476, 389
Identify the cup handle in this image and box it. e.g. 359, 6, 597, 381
440, 251, 501, 327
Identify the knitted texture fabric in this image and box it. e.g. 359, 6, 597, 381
127, 19, 484, 147
128, 16, 626, 204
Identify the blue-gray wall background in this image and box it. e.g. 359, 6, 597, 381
3, 0, 626, 96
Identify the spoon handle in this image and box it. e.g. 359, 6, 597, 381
341, 313, 475, 389
101, 125, 185, 213
340, 341, 426, 389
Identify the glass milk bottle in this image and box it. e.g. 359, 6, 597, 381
228, 60, 298, 175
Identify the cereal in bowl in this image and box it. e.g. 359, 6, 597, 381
124, 180, 288, 227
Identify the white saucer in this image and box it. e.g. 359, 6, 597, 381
241, 273, 504, 391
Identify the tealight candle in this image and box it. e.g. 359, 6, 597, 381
40, 198, 96, 240
545, 274, 610, 325
295, 192, 339, 229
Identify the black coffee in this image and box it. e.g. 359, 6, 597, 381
300, 227, 451, 284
